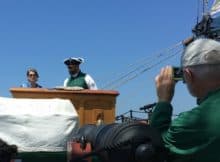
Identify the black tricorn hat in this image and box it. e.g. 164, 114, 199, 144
64, 57, 84, 65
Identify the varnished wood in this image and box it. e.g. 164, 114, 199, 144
10, 88, 119, 126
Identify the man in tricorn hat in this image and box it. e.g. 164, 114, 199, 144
63, 57, 97, 90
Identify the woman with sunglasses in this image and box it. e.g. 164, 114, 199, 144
21, 68, 42, 88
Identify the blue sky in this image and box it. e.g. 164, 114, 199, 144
0, 0, 214, 119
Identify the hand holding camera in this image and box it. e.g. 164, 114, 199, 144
155, 66, 176, 102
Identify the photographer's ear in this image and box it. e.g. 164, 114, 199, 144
183, 68, 194, 84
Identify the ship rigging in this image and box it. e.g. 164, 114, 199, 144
106, 0, 220, 121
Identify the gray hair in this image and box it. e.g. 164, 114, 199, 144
181, 38, 220, 67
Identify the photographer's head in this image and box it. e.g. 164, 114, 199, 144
181, 38, 220, 98
0, 139, 17, 162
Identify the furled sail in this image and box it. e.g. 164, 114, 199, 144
210, 0, 220, 16
193, 0, 220, 40
209, 0, 220, 39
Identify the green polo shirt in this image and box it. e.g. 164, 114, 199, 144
150, 88, 220, 162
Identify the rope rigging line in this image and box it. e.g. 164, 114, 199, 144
121, 41, 182, 72
100, 41, 183, 90
118, 109, 147, 116
203, 0, 209, 14
106, 48, 182, 90
100, 41, 182, 89
197, 0, 200, 24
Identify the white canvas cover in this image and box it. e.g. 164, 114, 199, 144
0, 97, 79, 152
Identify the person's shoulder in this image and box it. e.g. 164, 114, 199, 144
85, 73, 95, 80
20, 83, 29, 88
37, 84, 42, 88
79, 71, 87, 76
